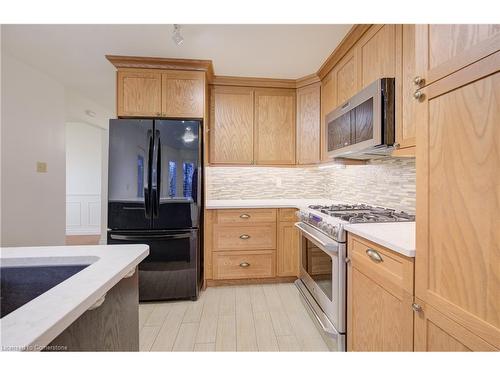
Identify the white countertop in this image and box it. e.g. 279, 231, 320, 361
0, 244, 149, 351
206, 199, 416, 257
344, 222, 416, 257
205, 199, 335, 209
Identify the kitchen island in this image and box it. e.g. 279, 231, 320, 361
0, 244, 149, 351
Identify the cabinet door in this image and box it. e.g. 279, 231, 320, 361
117, 69, 162, 117
357, 24, 401, 89
396, 24, 418, 151
320, 71, 336, 161
161, 71, 204, 118
334, 48, 358, 107
414, 299, 497, 351
254, 89, 296, 165
277, 221, 299, 277
416, 24, 500, 85
296, 83, 320, 164
347, 235, 414, 351
210, 86, 254, 164
415, 51, 500, 349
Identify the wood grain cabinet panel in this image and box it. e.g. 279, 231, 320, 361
415, 51, 500, 349
161, 71, 204, 118
117, 69, 162, 117
357, 24, 401, 89
417, 24, 500, 85
296, 83, 320, 164
215, 208, 276, 224
213, 223, 277, 251
210, 86, 254, 164
320, 71, 336, 161
277, 220, 299, 277
334, 49, 359, 107
254, 88, 296, 165
396, 24, 418, 152
212, 250, 276, 280
414, 299, 497, 352
347, 234, 414, 351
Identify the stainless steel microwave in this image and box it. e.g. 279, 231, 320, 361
325, 78, 395, 159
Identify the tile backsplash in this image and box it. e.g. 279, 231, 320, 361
206, 157, 416, 213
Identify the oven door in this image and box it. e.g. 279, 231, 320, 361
295, 222, 346, 333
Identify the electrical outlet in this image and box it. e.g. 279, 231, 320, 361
36, 162, 48, 173
275, 177, 282, 187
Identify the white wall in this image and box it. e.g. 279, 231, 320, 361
64, 88, 113, 243
65, 122, 102, 235
1, 53, 66, 246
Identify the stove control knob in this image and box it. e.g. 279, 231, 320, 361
326, 224, 334, 235
320, 222, 328, 231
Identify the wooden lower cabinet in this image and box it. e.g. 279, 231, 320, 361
414, 299, 497, 352
212, 250, 276, 280
205, 208, 299, 283
347, 234, 414, 351
277, 220, 299, 277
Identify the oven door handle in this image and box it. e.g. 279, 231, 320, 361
294, 222, 339, 254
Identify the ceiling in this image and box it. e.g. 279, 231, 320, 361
2, 24, 352, 111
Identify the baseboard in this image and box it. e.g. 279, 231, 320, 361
205, 276, 297, 288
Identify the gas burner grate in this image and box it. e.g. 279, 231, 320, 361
308, 203, 415, 223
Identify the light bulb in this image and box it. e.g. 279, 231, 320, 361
182, 127, 195, 143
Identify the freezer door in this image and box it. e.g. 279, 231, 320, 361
107, 229, 200, 301
152, 120, 201, 229
108, 119, 153, 230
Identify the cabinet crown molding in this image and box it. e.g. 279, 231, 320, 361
106, 55, 214, 81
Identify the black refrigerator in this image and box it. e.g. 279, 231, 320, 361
107, 119, 202, 301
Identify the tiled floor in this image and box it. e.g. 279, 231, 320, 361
139, 283, 329, 352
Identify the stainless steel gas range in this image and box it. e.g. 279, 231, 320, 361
294, 203, 415, 351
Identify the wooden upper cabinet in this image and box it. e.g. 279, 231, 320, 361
116, 68, 204, 118
333, 48, 358, 107
296, 83, 320, 164
416, 24, 500, 85
254, 88, 296, 165
210, 86, 254, 164
320, 71, 336, 161
357, 24, 401, 89
396, 24, 418, 151
415, 51, 500, 349
161, 71, 204, 118
117, 69, 162, 117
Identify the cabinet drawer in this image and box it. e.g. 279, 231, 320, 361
212, 250, 275, 280
348, 234, 414, 297
213, 223, 276, 251
278, 208, 297, 222
215, 209, 277, 224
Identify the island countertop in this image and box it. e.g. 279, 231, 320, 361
0, 244, 149, 351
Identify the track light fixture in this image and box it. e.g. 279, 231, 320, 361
172, 24, 184, 46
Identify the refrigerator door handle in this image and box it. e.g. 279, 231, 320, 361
151, 129, 160, 218
110, 233, 193, 241
144, 130, 154, 219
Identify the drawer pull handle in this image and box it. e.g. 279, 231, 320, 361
240, 214, 250, 219
239, 234, 251, 240
239, 262, 250, 268
366, 248, 383, 263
